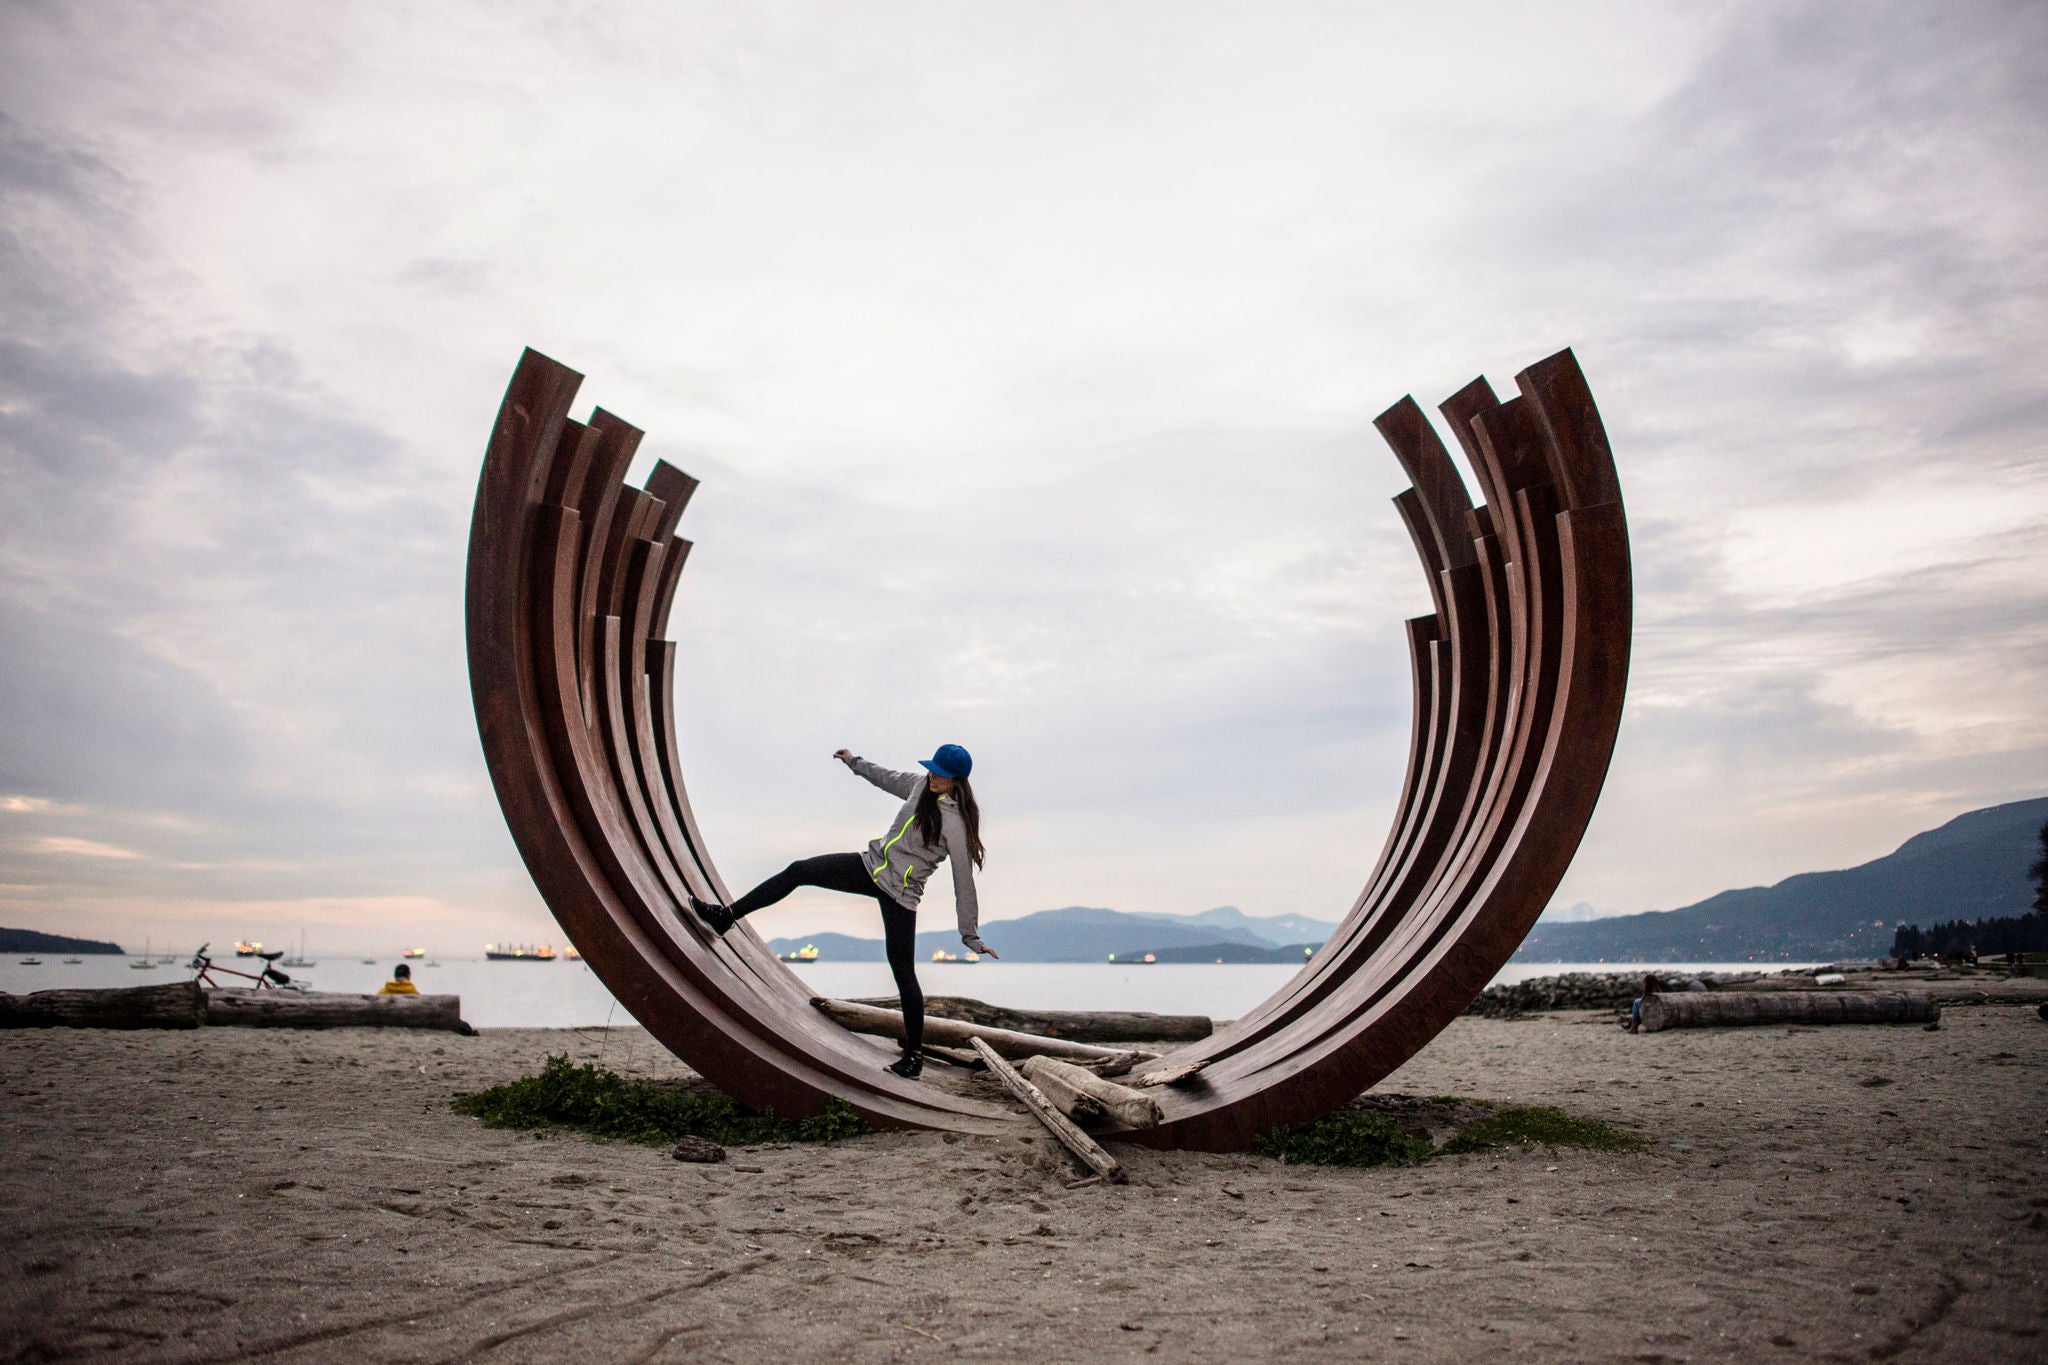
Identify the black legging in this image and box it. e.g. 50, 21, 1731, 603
729, 852, 924, 1053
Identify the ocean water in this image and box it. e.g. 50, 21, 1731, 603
0, 954, 1820, 1030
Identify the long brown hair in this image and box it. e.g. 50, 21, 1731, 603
915, 777, 985, 869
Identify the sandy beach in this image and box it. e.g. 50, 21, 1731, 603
3, 1000, 2043, 1363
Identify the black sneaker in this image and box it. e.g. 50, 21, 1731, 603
688, 895, 733, 936
886, 1051, 923, 1080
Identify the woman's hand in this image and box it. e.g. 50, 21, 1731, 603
963, 934, 997, 960
832, 748, 852, 761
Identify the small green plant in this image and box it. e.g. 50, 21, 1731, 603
1253, 1097, 1648, 1166
1252, 1109, 1435, 1167
1439, 1104, 1646, 1155
452, 1054, 868, 1147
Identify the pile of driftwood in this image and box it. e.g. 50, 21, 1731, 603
814, 996, 1209, 1182
0, 980, 473, 1034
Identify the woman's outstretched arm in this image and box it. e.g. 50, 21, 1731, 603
944, 804, 994, 957
835, 749, 917, 799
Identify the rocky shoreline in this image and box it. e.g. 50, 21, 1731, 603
1465, 963, 2048, 1019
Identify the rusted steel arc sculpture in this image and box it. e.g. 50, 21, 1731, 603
466, 345, 1631, 1152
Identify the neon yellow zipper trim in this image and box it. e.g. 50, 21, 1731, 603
871, 788, 952, 891
871, 808, 918, 889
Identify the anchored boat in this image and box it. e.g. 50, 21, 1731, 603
484, 943, 557, 961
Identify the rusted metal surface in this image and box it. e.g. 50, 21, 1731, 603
466, 345, 1632, 1151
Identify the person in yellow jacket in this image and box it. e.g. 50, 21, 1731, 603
379, 963, 419, 995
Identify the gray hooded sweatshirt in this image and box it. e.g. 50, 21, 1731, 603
841, 754, 984, 948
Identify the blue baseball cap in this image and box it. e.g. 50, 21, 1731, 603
918, 744, 973, 780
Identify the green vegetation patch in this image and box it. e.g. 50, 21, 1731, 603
452, 1054, 867, 1147
1438, 1104, 1648, 1156
1255, 1096, 1647, 1166
1252, 1109, 1436, 1168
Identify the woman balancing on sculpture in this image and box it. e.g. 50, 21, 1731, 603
689, 744, 992, 1080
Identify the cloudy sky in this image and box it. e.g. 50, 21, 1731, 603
2, 0, 2043, 955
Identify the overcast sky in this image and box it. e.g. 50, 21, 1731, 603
2, 0, 2043, 954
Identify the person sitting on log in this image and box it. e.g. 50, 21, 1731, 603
379, 963, 419, 995
689, 745, 993, 1081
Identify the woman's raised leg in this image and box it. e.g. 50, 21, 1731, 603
693, 852, 873, 933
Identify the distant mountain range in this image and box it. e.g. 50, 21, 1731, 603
1513, 796, 2048, 963
1538, 900, 1619, 924
0, 928, 125, 955
765, 904, 1342, 964
764, 797, 2046, 966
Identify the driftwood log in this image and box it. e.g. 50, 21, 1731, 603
1020, 1056, 1163, 1130
811, 998, 1156, 1068
0, 981, 205, 1030
1131, 1059, 1210, 1089
850, 995, 1211, 1044
204, 990, 470, 1032
970, 1038, 1124, 1182
1638, 990, 1939, 1033
920, 1043, 985, 1071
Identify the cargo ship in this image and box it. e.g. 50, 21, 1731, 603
484, 943, 557, 961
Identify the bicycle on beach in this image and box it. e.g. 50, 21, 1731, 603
188, 943, 303, 991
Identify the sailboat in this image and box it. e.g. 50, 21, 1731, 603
280, 929, 316, 969
130, 936, 157, 970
